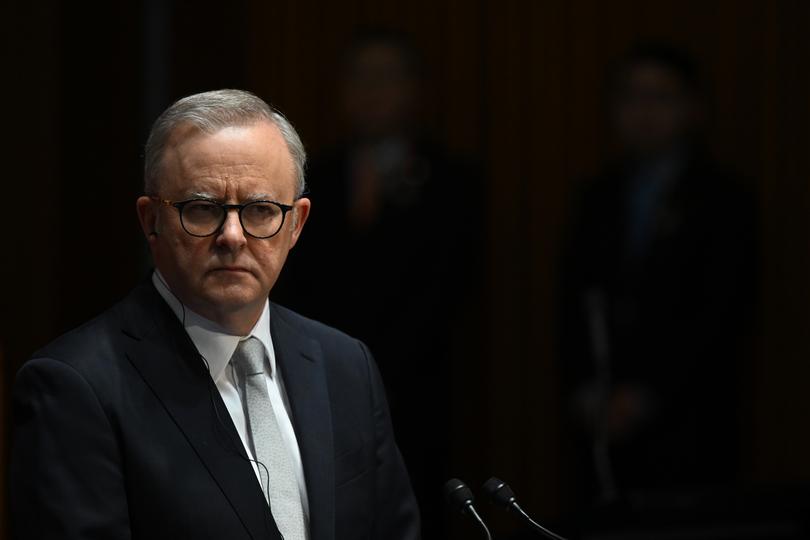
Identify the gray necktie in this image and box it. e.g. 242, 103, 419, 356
232, 337, 306, 540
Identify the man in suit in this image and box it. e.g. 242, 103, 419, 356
10, 89, 421, 540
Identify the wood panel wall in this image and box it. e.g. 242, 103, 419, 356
243, 1, 810, 535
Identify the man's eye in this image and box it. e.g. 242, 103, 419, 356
249, 204, 280, 217
185, 202, 220, 218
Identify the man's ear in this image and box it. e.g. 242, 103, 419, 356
288, 197, 311, 249
136, 196, 159, 246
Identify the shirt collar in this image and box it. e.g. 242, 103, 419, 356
151, 270, 276, 382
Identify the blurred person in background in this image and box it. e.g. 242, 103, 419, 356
278, 29, 481, 539
558, 42, 756, 515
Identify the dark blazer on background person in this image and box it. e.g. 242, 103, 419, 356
10, 278, 420, 540
559, 151, 756, 497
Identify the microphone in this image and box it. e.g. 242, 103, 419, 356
482, 477, 567, 540
444, 478, 493, 540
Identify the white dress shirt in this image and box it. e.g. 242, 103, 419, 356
152, 271, 310, 526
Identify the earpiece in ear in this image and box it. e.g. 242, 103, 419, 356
149, 231, 159, 237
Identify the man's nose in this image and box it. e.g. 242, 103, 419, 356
215, 209, 247, 249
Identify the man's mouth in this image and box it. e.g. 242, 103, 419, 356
210, 266, 251, 274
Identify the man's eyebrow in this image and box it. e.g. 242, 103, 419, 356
187, 191, 219, 200
243, 193, 279, 202
183, 192, 282, 203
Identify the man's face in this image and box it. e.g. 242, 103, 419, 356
612, 62, 697, 158
137, 121, 310, 332
340, 43, 419, 138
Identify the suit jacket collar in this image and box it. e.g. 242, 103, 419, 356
120, 280, 282, 540
270, 304, 335, 540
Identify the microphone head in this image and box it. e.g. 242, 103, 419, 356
443, 478, 475, 514
482, 476, 517, 507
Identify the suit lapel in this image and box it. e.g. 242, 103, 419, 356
271, 305, 335, 540
122, 282, 281, 540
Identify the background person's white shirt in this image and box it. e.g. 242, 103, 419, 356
152, 271, 311, 529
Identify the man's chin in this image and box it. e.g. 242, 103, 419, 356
203, 268, 260, 290
205, 287, 264, 307
194, 289, 267, 331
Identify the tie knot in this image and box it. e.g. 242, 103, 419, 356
232, 336, 267, 376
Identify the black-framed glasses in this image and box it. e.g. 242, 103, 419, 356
151, 197, 295, 239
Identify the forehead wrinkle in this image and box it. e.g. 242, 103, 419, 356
182, 158, 264, 178
180, 153, 288, 187
161, 122, 297, 198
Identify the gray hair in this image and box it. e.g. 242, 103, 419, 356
144, 89, 307, 197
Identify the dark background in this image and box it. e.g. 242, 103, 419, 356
3, 1, 810, 539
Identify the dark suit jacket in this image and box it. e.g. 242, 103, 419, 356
10, 279, 421, 540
